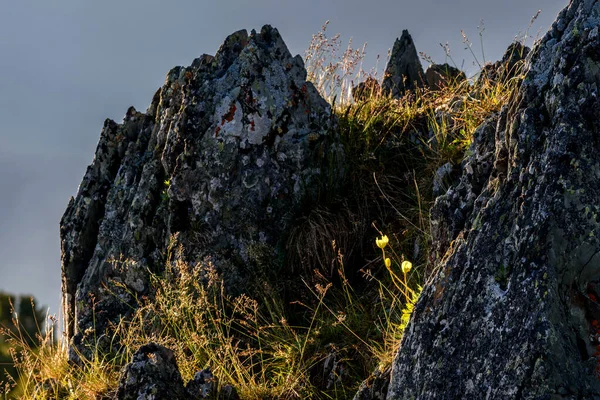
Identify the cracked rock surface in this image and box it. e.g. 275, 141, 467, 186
388, 0, 600, 398
60, 25, 341, 360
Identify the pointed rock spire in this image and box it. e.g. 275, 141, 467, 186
381, 30, 425, 98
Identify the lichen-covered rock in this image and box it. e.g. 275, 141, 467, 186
185, 368, 215, 399
60, 25, 341, 360
429, 114, 498, 265
425, 63, 466, 90
388, 0, 600, 399
116, 343, 186, 400
381, 30, 425, 98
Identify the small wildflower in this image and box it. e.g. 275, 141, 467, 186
385, 258, 391, 268
402, 260, 413, 274
376, 235, 389, 249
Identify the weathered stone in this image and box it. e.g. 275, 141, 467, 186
60, 25, 341, 360
430, 114, 498, 266
116, 343, 186, 400
382, 30, 425, 98
388, 0, 600, 398
185, 368, 216, 399
478, 42, 530, 85
352, 366, 390, 400
425, 63, 466, 90
432, 161, 455, 197
218, 385, 239, 400
352, 77, 381, 101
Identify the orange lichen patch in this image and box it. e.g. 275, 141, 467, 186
221, 103, 237, 125
215, 126, 221, 137
250, 119, 255, 131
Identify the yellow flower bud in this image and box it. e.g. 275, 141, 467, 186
385, 258, 391, 268
401, 260, 412, 274
376, 235, 389, 249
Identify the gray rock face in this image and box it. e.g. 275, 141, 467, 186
388, 0, 600, 399
381, 30, 425, 98
430, 115, 498, 266
60, 25, 340, 359
116, 343, 186, 400
425, 63, 466, 90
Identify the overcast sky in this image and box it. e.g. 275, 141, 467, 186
0, 0, 567, 322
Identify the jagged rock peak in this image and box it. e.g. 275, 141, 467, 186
381, 29, 425, 98
388, 0, 600, 398
60, 24, 342, 360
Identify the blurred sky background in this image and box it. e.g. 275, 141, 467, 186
0, 0, 567, 326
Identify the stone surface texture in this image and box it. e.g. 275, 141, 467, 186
60, 25, 340, 359
116, 343, 186, 400
388, 0, 600, 399
381, 30, 425, 98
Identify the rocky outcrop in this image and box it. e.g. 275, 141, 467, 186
382, 30, 425, 98
352, 77, 381, 101
60, 25, 341, 360
388, 0, 600, 398
429, 114, 498, 265
478, 42, 530, 85
425, 63, 466, 90
116, 343, 186, 400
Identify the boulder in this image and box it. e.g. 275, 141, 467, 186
388, 0, 600, 398
352, 77, 381, 101
185, 368, 216, 399
60, 25, 342, 360
381, 30, 425, 98
425, 63, 466, 90
116, 343, 186, 400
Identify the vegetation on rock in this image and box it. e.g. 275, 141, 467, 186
1, 15, 535, 400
